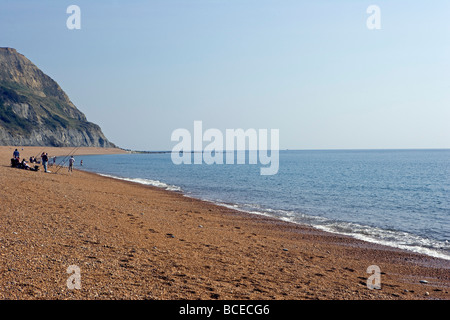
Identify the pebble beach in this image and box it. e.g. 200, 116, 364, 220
0, 146, 449, 300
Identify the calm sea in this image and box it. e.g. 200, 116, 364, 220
71, 149, 450, 260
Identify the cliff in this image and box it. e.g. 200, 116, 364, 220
0, 47, 115, 147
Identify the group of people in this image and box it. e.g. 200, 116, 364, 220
11, 148, 40, 171
11, 148, 80, 173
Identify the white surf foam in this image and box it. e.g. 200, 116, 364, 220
206, 201, 450, 261
98, 173, 182, 192
97, 173, 450, 261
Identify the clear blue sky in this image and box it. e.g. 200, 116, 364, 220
1, 0, 449, 150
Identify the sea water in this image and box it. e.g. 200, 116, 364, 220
73, 149, 450, 260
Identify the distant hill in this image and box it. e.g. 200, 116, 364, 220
0, 47, 115, 147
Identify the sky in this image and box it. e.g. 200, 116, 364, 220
1, 0, 449, 151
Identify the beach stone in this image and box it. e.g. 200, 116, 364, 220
425, 292, 430, 296
419, 280, 428, 284
282, 248, 289, 251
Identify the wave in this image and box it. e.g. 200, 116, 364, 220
204, 201, 450, 261
97, 173, 182, 192
97, 173, 450, 261
314, 222, 450, 261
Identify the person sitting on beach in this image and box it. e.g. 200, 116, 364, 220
21, 159, 30, 170
13, 149, 20, 159
11, 157, 20, 168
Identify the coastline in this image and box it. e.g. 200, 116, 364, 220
0, 146, 449, 300
77, 152, 450, 262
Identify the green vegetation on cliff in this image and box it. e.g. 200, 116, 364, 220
0, 47, 115, 147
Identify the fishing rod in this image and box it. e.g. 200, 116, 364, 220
55, 145, 79, 168
54, 149, 76, 174
54, 150, 72, 168
54, 146, 81, 174
34, 148, 45, 162
54, 146, 80, 173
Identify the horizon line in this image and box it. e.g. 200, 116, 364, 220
123, 147, 450, 153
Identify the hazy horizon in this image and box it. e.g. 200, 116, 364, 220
1, 0, 449, 151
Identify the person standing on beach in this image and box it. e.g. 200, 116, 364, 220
41, 152, 49, 173
68, 156, 75, 173
13, 149, 20, 159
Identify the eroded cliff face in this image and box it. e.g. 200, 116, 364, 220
0, 47, 115, 147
